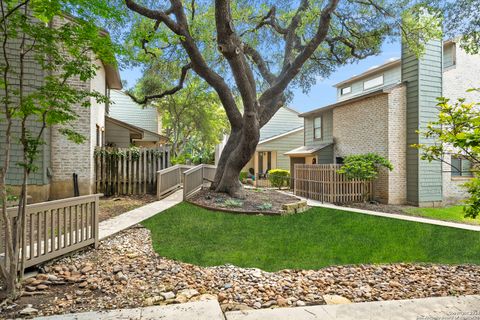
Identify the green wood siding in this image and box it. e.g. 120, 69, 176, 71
0, 33, 50, 186
257, 129, 304, 171
403, 39, 443, 205
337, 65, 401, 101
259, 107, 303, 141
110, 90, 159, 133
304, 109, 333, 147
315, 144, 334, 164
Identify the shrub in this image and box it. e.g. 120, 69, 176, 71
268, 169, 290, 189
239, 171, 248, 182
224, 199, 243, 208
338, 153, 393, 202
257, 202, 273, 211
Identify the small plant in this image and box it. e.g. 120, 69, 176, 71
338, 153, 393, 202
257, 202, 273, 211
268, 169, 290, 189
239, 171, 248, 182
224, 199, 244, 208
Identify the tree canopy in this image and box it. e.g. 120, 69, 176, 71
121, 0, 441, 197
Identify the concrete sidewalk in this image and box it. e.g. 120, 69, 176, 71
98, 189, 183, 240
33, 295, 480, 320
226, 295, 480, 320
35, 300, 225, 320
278, 191, 480, 232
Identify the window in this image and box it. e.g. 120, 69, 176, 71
363, 75, 384, 90
336, 157, 344, 165
443, 43, 456, 69
313, 116, 322, 139
340, 86, 351, 95
451, 157, 473, 177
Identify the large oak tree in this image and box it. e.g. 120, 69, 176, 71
124, 0, 439, 197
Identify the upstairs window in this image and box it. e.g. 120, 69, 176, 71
363, 75, 384, 90
443, 43, 456, 69
451, 156, 473, 177
313, 116, 322, 139
340, 86, 351, 95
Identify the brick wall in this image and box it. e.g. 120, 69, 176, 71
48, 16, 106, 199
332, 93, 390, 202
387, 85, 407, 204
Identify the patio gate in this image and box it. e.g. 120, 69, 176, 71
95, 146, 170, 196
294, 164, 372, 203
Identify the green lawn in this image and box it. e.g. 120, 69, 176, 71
404, 206, 480, 226
142, 203, 480, 272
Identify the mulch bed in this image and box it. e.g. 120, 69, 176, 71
98, 194, 157, 222
188, 188, 302, 215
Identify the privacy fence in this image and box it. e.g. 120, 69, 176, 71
95, 146, 170, 197
294, 164, 372, 204
1, 194, 100, 271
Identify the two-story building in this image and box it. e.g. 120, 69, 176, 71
105, 90, 168, 148
287, 39, 480, 206
1, 14, 122, 202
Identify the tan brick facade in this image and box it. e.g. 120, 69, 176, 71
332, 85, 407, 204
332, 92, 390, 202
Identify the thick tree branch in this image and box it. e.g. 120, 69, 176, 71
128, 63, 192, 104
166, 0, 244, 128
125, 0, 181, 34
243, 43, 275, 85
240, 6, 288, 37
283, 0, 310, 69
259, 0, 340, 112
215, 0, 257, 114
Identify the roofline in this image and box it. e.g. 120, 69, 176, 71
334, 39, 457, 89
258, 127, 304, 145
284, 143, 333, 156
58, 13, 122, 90
106, 116, 143, 138
334, 59, 401, 88
299, 83, 404, 117
106, 116, 168, 141
283, 105, 300, 114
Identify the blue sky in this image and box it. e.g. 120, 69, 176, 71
119, 40, 401, 113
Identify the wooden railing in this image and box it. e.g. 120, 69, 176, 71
1, 194, 101, 271
156, 165, 193, 199
95, 146, 170, 196
183, 164, 217, 200
294, 164, 372, 204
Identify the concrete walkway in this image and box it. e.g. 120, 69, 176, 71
226, 295, 480, 320
35, 300, 225, 320
33, 295, 480, 320
98, 189, 183, 240
278, 191, 480, 232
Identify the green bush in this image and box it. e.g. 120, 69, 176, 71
268, 169, 290, 189
239, 171, 248, 182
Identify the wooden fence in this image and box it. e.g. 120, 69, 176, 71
156, 165, 193, 199
183, 164, 216, 200
294, 164, 372, 203
95, 146, 170, 197
1, 194, 100, 271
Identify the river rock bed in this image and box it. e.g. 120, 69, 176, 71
2, 226, 479, 318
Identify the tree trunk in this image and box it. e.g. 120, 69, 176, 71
211, 118, 260, 198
